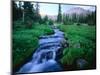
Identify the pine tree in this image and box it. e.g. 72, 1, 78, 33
72, 13, 77, 23
44, 15, 48, 24
86, 11, 96, 25
35, 2, 41, 23
18, 1, 23, 20
62, 14, 66, 24
12, 1, 18, 21
57, 4, 62, 23
23, 2, 35, 28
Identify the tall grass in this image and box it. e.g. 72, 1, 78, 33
13, 21, 54, 71
59, 25, 96, 69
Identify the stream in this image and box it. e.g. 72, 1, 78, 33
18, 25, 68, 73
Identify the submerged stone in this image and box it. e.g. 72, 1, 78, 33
76, 59, 88, 69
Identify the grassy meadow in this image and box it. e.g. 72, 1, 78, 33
13, 20, 54, 71
58, 24, 96, 69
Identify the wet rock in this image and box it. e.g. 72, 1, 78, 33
60, 39, 67, 47
76, 59, 88, 69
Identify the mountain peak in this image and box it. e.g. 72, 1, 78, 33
65, 7, 89, 15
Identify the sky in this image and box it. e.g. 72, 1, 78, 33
16, 1, 96, 16
33, 2, 96, 16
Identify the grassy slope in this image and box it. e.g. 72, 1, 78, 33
58, 24, 96, 69
13, 22, 54, 71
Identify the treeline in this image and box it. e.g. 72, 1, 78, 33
62, 11, 96, 25
12, 1, 54, 29
57, 4, 96, 25
13, 1, 96, 27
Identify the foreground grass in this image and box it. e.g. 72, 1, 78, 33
13, 21, 54, 71
58, 24, 96, 69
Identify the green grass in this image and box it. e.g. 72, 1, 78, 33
13, 21, 54, 71
58, 24, 96, 68
61, 48, 84, 65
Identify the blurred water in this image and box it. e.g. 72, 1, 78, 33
18, 25, 67, 73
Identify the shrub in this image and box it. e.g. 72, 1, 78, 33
13, 20, 25, 29
48, 19, 54, 25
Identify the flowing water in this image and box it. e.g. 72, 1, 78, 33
18, 25, 68, 73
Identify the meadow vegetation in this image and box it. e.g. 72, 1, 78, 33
58, 24, 96, 69
13, 21, 54, 71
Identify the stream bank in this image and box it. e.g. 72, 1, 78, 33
17, 25, 68, 73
